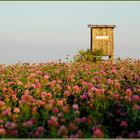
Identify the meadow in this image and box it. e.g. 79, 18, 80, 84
0, 58, 140, 138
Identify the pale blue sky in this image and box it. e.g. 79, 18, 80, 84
0, 1, 140, 64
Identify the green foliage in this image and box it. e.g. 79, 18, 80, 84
93, 95, 109, 125
73, 48, 103, 62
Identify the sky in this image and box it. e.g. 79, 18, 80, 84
0, 1, 140, 64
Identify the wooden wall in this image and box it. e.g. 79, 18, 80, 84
91, 27, 114, 56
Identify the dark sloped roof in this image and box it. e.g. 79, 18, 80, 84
88, 24, 116, 28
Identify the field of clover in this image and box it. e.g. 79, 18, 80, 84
0, 58, 140, 138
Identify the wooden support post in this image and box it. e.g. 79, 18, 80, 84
109, 55, 114, 63
90, 28, 92, 52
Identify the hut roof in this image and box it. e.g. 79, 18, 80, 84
88, 24, 116, 28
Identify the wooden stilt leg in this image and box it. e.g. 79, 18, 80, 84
109, 55, 114, 63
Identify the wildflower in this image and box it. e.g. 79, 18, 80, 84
81, 81, 87, 87
133, 104, 140, 110
17, 81, 22, 86
13, 107, 20, 113
93, 128, 104, 138
95, 89, 103, 96
74, 117, 81, 124
56, 100, 63, 107
120, 112, 127, 117
124, 96, 131, 103
2, 108, 11, 116
115, 109, 121, 115
81, 117, 87, 123
81, 93, 88, 100
44, 74, 50, 81
112, 68, 117, 74
68, 122, 78, 131
0, 128, 6, 135
29, 73, 36, 78
88, 91, 94, 97
12, 94, 18, 101
32, 106, 37, 114
22, 120, 33, 128
69, 134, 75, 138
120, 121, 128, 128
34, 126, 45, 137
60, 118, 66, 123
0, 101, 5, 107
49, 99, 55, 105
87, 82, 93, 89
75, 129, 83, 138
56, 84, 62, 91
41, 92, 47, 100
57, 125, 68, 137
47, 119, 54, 126
5, 121, 17, 130
24, 89, 30, 95
66, 85, 71, 91
32, 84, 36, 89
68, 122, 74, 131
73, 85, 80, 93
114, 82, 120, 89
129, 132, 136, 138
100, 89, 105, 94
9, 130, 19, 137
51, 116, 58, 122
90, 87, 97, 92
113, 93, 119, 100
107, 79, 114, 85
21, 94, 34, 104
73, 104, 79, 110
45, 104, 53, 111
87, 115, 93, 126
46, 92, 52, 99
35, 81, 41, 88
137, 88, 140, 94
132, 95, 140, 102
136, 130, 140, 138
2, 87, 7, 93
0, 119, 4, 124
49, 80, 56, 87
52, 107, 59, 114
12, 114, 17, 121
93, 76, 100, 83
74, 110, 80, 115
36, 100, 45, 106
57, 112, 64, 118
64, 90, 70, 97
47, 116, 60, 128
62, 106, 70, 113
125, 89, 132, 96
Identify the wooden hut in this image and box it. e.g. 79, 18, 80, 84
88, 24, 116, 61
